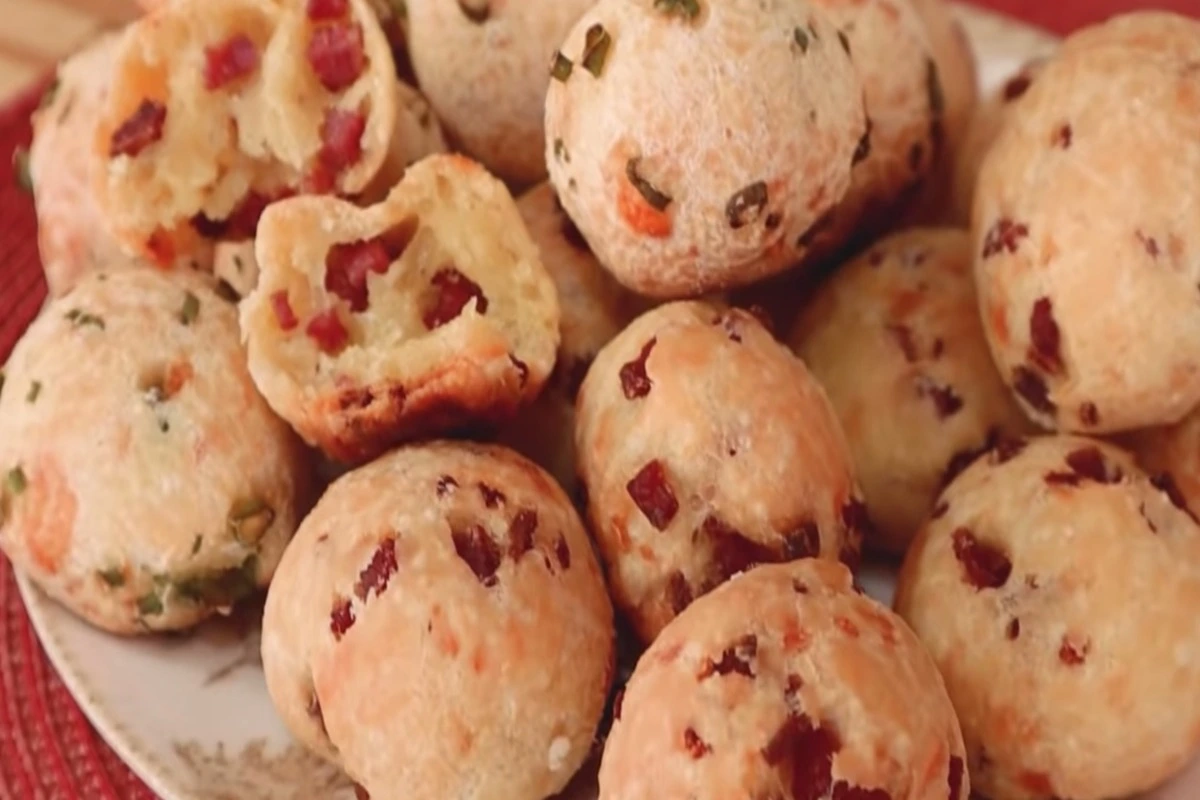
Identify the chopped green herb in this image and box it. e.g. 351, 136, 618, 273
550, 51, 573, 82
0, 371, 5, 399
64, 309, 105, 330
455, 0, 489, 23
793, 27, 809, 53
214, 280, 240, 304
137, 591, 164, 617
837, 30, 851, 55
233, 255, 245, 273
179, 291, 200, 325
581, 24, 612, 78
554, 138, 570, 163
625, 158, 672, 211
98, 568, 125, 588
926, 58, 945, 117
653, 0, 701, 20
228, 498, 275, 545
173, 555, 259, 607
158, 418, 170, 433
6, 466, 26, 495
392, 0, 407, 19
12, 148, 31, 195
38, 78, 60, 110
191, 534, 203, 555
26, 381, 41, 404
725, 181, 769, 230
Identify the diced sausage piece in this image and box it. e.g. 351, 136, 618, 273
307, 21, 367, 93
110, 100, 167, 158
318, 107, 367, 174
203, 34, 260, 91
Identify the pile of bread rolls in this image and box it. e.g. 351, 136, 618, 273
3, 1, 1199, 798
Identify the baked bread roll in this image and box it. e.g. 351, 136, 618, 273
241, 153, 560, 463
0, 268, 312, 634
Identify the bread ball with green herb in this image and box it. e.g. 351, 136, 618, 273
545, 0, 867, 298
0, 268, 313, 635
28, 31, 209, 298
796, 0, 946, 261
406, 0, 596, 186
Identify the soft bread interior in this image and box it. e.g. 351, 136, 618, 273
97, 0, 396, 248
245, 154, 560, 397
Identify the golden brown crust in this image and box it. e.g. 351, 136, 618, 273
600, 560, 968, 800
261, 441, 615, 799
242, 153, 560, 463
896, 435, 1200, 800
790, 228, 1033, 554
0, 268, 312, 635
576, 300, 866, 644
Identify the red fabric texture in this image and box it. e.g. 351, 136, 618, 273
0, 1, 1192, 796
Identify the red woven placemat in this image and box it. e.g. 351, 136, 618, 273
0, 1, 1194, 797
0, 81, 157, 800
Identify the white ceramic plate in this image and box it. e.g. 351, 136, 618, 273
17, 6, 1200, 800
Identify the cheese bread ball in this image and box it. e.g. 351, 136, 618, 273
790, 228, 1033, 554
973, 13, 1200, 433
896, 435, 1200, 800
28, 32, 206, 297
947, 57, 1049, 226
95, 0, 398, 265
801, 0, 945, 259
576, 300, 868, 644
0, 268, 311, 635
545, 0, 867, 298
261, 441, 614, 800
600, 560, 969, 800
242, 154, 560, 464
406, 0, 595, 186
495, 183, 645, 496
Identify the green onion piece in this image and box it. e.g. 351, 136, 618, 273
550, 52, 573, 82
137, 591, 164, 617
6, 467, 26, 495
625, 158, 672, 211
725, 181, 769, 229
581, 24, 612, 78
793, 27, 809, 53
64, 309, 105, 330
653, 0, 701, 20
179, 291, 200, 326
98, 568, 125, 588
228, 498, 275, 545
26, 381, 41, 404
